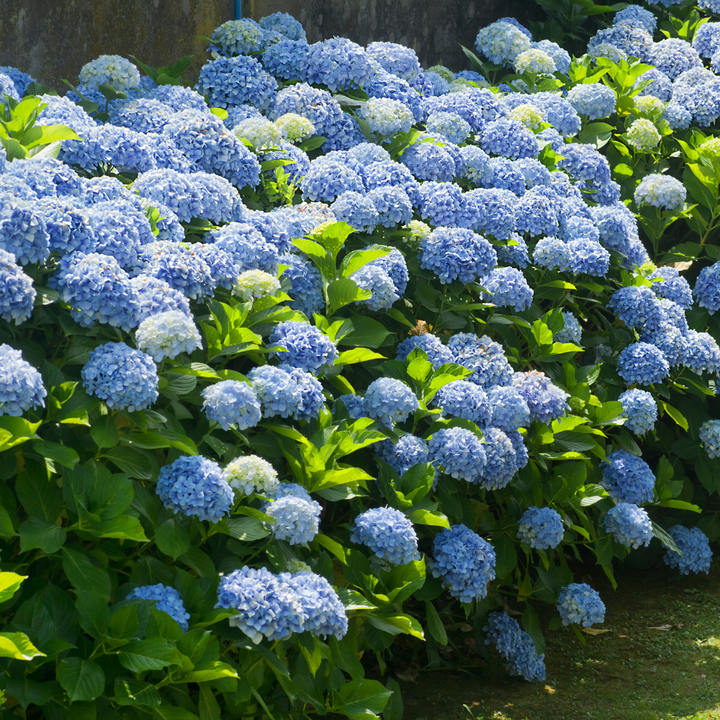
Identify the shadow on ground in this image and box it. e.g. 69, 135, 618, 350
397, 566, 720, 720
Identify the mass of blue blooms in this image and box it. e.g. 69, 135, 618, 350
3, 2, 720, 711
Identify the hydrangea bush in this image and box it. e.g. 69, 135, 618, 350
0, 1, 720, 715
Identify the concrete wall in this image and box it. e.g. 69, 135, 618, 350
0, 0, 541, 92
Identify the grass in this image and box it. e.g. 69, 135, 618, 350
398, 565, 720, 720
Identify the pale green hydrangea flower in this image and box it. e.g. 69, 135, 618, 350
510, 103, 547, 131
274, 113, 316, 143
234, 269, 281, 301
626, 118, 661, 152
234, 117, 283, 149
515, 48, 556, 74
222, 455, 279, 496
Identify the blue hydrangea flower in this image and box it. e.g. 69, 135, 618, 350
619, 389, 657, 435
433, 381, 492, 425
602, 450, 655, 505
482, 268, 533, 311
216, 566, 304, 643
0, 200, 50, 266
664, 526, 713, 575
260, 11, 306, 40
82, 342, 158, 412
420, 227, 497, 285
534, 39, 571, 74
448, 333, 514, 389
480, 119, 538, 160
464, 189, 516, 240
517, 507, 564, 549
647, 267, 692, 309
207, 223, 279, 276
357, 98, 414, 136
156, 455, 233, 523
488, 386, 531, 431
366, 41, 421, 82
0, 249, 35, 325
247, 365, 302, 420
485, 612, 546, 682
634, 68, 673, 102
211, 18, 268, 55
617, 342, 669, 386
533, 236, 570, 271
567, 84, 616, 119
127, 584, 190, 632
135, 310, 203, 362
400, 138, 456, 183
649, 39, 702, 81
300, 160, 364, 203
367, 186, 413, 227
694, 262, 720, 314
397, 334, 454, 369
497, 235, 530, 269
261, 38, 309, 82
365, 69, 424, 122
614, 5, 657, 33
555, 311, 582, 345
635, 174, 686, 210
700, 420, 720, 459
558, 584, 605, 627
223, 455, 278, 497
557, 143, 611, 187
162, 112, 260, 188
426, 112, 471, 144
568, 239, 610, 277
279, 253, 324, 317
515, 191, 559, 238
363, 161, 421, 206
265, 493, 321, 545
588, 23, 653, 62
429, 427, 487, 483
201, 380, 262, 431
481, 427, 519, 489
609, 286, 664, 334
109, 98, 177, 133
351, 264, 398, 311
196, 54, 277, 110
301, 37, 373, 91
351, 507, 420, 565
604, 503, 653, 549
0, 66, 34, 95
79, 55, 140, 91
476, 21, 532, 65
376, 435, 431, 477
269, 321, 338, 372
682, 330, 720, 376
287, 571, 348, 639
53, 252, 139, 331
364, 378, 418, 427
432, 524, 496, 602
331, 192, 379, 233
512, 371, 568, 425
458, 146, 490, 184
0, 344, 46, 417
6, 156, 83, 198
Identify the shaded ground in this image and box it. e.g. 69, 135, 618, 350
398, 566, 720, 720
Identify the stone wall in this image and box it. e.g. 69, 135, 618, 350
0, 0, 541, 92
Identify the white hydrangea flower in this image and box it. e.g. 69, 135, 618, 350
233, 117, 283, 149
78, 55, 141, 91
223, 455, 279, 496
234, 269, 281, 301
275, 113, 316, 143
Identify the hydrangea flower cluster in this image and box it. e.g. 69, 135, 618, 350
351, 507, 420, 565
485, 612, 546, 682
81, 342, 159, 412
557, 583, 606, 627
201, 380, 262, 431
601, 450, 656, 505
432, 524, 496, 602
363, 378, 419, 427
136, 311, 203, 362
517, 507, 564, 549
604, 503, 653, 549
156, 455, 234, 523
0, 344, 46, 417
0, 249, 35, 325
127, 585, 190, 632
663, 526, 713, 575
700, 420, 720, 459
634, 174, 686, 210
619, 389, 657, 435
269, 321, 338, 372
264, 485, 322, 545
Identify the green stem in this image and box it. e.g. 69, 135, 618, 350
251, 687, 277, 720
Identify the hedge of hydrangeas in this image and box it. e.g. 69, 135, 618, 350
1, 0, 720, 715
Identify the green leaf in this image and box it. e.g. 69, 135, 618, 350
57, 657, 105, 702
408, 508, 449, 528
103, 446, 155, 479
334, 348, 386, 365
335, 679, 393, 719
660, 401, 689, 431
183, 661, 239, 682
19, 517, 66, 553
424, 601, 447, 645
62, 547, 111, 601
224, 517, 269, 542
521, 604, 545, 654
531, 320, 553, 349
0, 632, 45, 660
338, 317, 390, 348
118, 639, 181, 672
494, 533, 518, 578
652, 522, 681, 555
339, 247, 392, 277
0, 416, 41, 452
153, 707, 200, 720
155, 518, 191, 560
656, 499, 701, 513
93, 516, 148, 542
0, 572, 26, 603
114, 677, 162, 707
32, 440, 79, 469
89, 415, 119, 448
328, 278, 371, 314
16, 466, 63, 521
